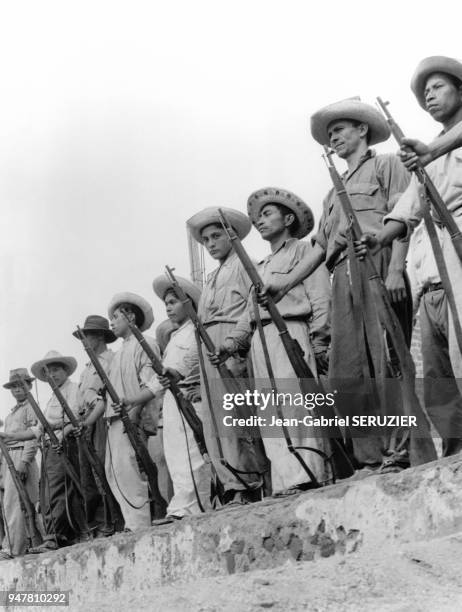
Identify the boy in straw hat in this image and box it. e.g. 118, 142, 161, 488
1, 352, 87, 552
149, 274, 209, 520
73, 315, 122, 536
84, 293, 162, 531
214, 188, 332, 495
0, 369, 39, 558
187, 206, 267, 504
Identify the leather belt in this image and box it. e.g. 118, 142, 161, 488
104, 415, 121, 425
252, 315, 308, 330
422, 281, 443, 294
6, 445, 24, 451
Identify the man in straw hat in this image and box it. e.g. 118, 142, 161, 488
358, 56, 462, 387
187, 206, 268, 505
0, 369, 39, 558
73, 315, 122, 536
1, 352, 87, 552
84, 292, 161, 531
213, 188, 332, 495
149, 274, 210, 521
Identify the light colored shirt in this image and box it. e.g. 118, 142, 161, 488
31, 378, 80, 439
106, 333, 160, 417
147, 320, 199, 397
198, 251, 252, 325
4, 401, 38, 464
408, 221, 443, 297
385, 145, 462, 234
77, 349, 114, 416
229, 238, 331, 351
314, 150, 411, 270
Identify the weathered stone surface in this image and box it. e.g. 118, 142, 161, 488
1, 454, 462, 609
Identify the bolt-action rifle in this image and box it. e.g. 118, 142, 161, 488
74, 326, 167, 519
217, 208, 355, 481
323, 146, 437, 465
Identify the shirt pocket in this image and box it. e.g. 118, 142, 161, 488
346, 182, 380, 210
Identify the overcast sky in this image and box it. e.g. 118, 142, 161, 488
1, 0, 459, 418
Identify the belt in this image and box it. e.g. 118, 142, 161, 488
6, 445, 24, 451
422, 281, 443, 294
251, 315, 308, 330
104, 415, 121, 425
203, 320, 238, 328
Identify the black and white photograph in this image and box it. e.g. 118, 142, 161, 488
1, 0, 462, 610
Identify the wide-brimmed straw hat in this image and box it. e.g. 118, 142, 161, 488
3, 368, 35, 389
310, 97, 390, 146
72, 314, 116, 343
108, 292, 154, 332
152, 274, 201, 307
411, 56, 462, 109
247, 187, 314, 239
187, 206, 251, 244
31, 351, 77, 382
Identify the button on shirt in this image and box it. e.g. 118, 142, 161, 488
313, 150, 411, 270
229, 238, 331, 351
31, 378, 80, 439
198, 251, 252, 325
78, 349, 115, 416
147, 320, 200, 397
105, 334, 160, 417
385, 145, 462, 233
4, 401, 38, 463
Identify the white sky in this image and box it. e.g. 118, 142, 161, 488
1, 0, 460, 418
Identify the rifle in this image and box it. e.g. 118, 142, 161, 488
20, 380, 86, 498
322, 147, 437, 465
43, 366, 118, 531
119, 309, 208, 458
376, 97, 462, 263
218, 208, 355, 481
164, 266, 264, 491
0, 436, 42, 549
74, 326, 167, 518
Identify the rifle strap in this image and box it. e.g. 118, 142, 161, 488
419, 187, 462, 356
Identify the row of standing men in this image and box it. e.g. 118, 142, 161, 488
1, 54, 462, 558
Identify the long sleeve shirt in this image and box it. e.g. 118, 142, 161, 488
4, 401, 38, 464
229, 238, 331, 352
77, 349, 114, 416
313, 150, 411, 270
30, 378, 80, 439
384, 144, 462, 235
147, 320, 199, 397
105, 333, 160, 417
198, 251, 252, 325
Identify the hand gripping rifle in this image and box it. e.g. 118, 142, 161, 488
20, 379, 86, 498
119, 309, 208, 458
376, 97, 462, 263
0, 435, 42, 549
43, 366, 118, 531
217, 208, 355, 481
322, 147, 437, 465
164, 266, 264, 491
74, 327, 167, 519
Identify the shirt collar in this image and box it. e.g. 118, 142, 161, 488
258, 237, 297, 264
344, 148, 375, 179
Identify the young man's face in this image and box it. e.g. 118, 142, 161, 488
84, 331, 105, 351
256, 204, 293, 242
200, 224, 232, 261
110, 308, 131, 338
164, 291, 187, 329
46, 363, 69, 387
327, 119, 367, 159
9, 382, 29, 403
424, 73, 462, 124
